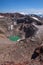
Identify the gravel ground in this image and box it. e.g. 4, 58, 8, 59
0, 38, 42, 65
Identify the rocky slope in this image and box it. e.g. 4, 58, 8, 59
0, 13, 43, 65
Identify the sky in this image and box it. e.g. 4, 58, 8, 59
0, 0, 43, 14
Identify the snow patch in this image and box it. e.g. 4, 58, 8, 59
32, 17, 40, 21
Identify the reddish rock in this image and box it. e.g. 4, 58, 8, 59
15, 63, 22, 65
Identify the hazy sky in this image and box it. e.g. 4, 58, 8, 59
0, 0, 43, 14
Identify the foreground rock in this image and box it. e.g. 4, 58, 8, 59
0, 38, 42, 65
